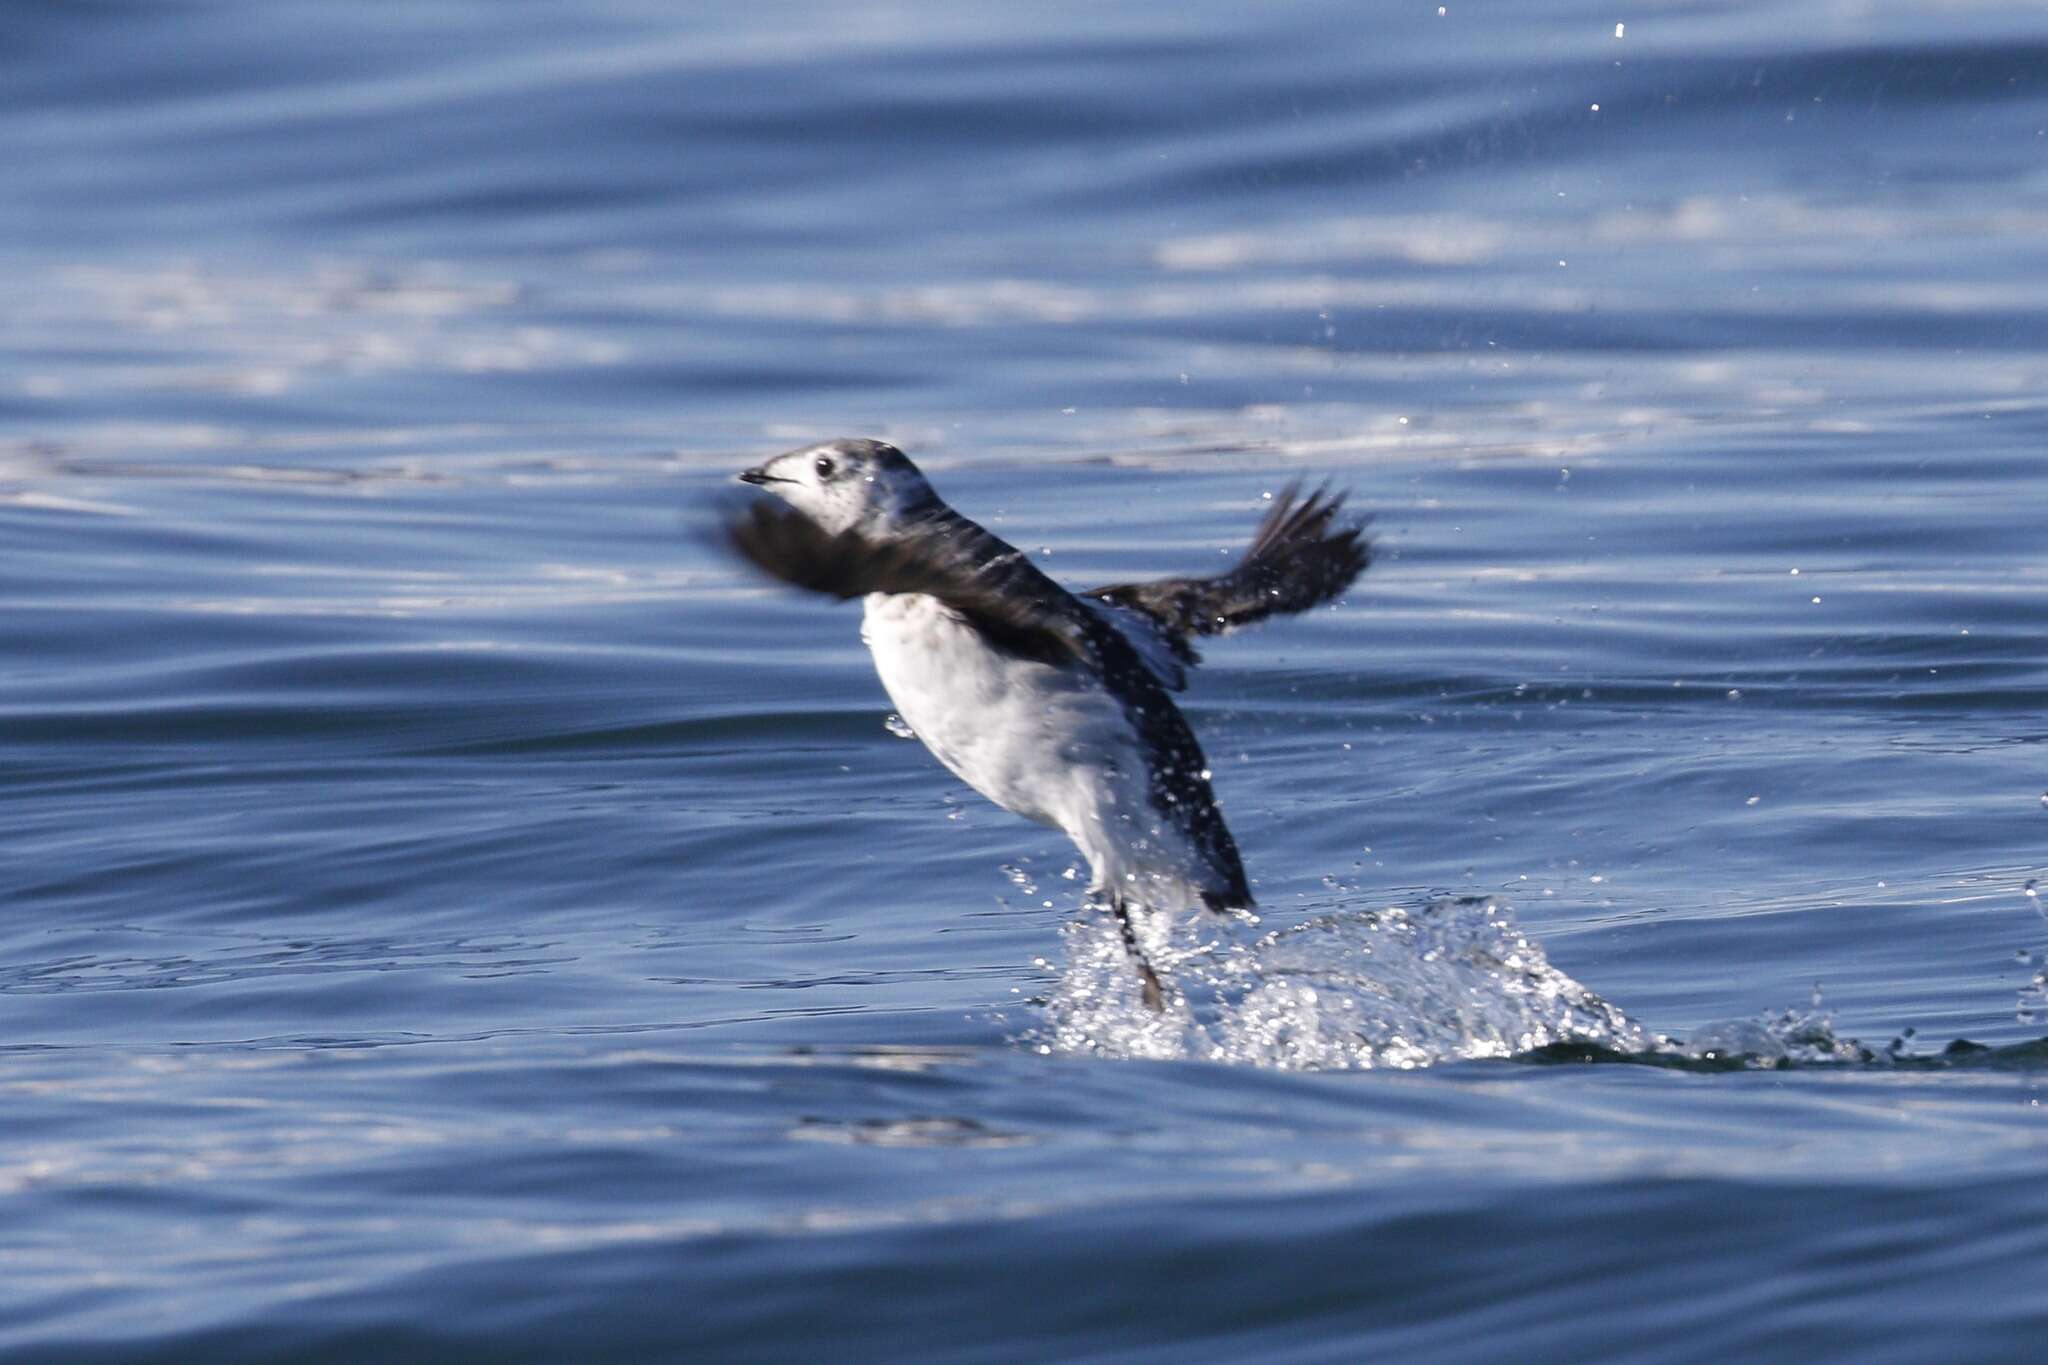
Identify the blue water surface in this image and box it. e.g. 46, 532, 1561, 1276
5, 1, 2048, 1359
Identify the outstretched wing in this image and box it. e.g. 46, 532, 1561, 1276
1084, 481, 1371, 658
722, 501, 1092, 668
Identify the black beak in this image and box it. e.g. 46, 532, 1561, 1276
738, 467, 790, 486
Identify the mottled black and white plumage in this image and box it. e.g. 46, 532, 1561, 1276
723, 438, 1370, 1008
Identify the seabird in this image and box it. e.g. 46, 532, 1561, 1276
723, 438, 1370, 1009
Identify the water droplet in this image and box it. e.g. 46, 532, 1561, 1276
1745, 795, 1761, 806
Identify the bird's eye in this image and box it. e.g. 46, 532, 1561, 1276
813, 456, 836, 479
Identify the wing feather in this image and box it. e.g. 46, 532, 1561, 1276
722, 501, 1092, 668
1082, 598, 1193, 691
1085, 481, 1370, 657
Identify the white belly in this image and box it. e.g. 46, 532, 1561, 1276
862, 593, 1200, 900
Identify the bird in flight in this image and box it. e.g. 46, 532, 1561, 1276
723, 439, 1370, 1010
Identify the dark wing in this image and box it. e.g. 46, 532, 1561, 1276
722, 501, 1092, 668
1084, 481, 1370, 658
1080, 598, 1191, 691
1068, 608, 1252, 911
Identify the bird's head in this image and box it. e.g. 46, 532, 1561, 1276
737, 438, 941, 535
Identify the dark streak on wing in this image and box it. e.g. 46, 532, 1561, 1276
1083, 598, 1189, 692
1084, 481, 1371, 660
1099, 637, 1254, 911
722, 501, 1091, 667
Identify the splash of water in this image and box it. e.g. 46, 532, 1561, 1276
1034, 895, 1650, 1069
1682, 1001, 1869, 1066
1030, 888, 2048, 1072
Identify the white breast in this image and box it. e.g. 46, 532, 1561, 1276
861, 592, 1201, 901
